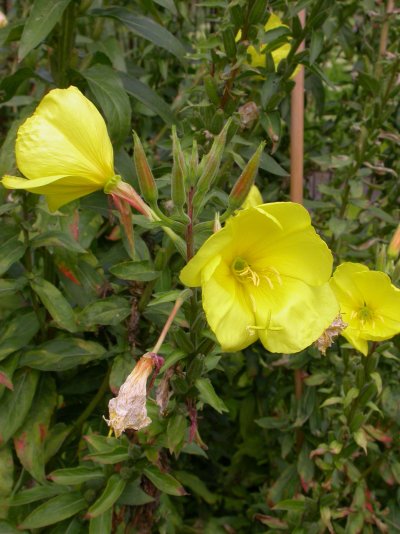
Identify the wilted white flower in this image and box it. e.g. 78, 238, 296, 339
106, 352, 162, 437
316, 314, 347, 355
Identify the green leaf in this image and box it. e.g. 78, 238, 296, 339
117, 479, 154, 506
120, 72, 174, 125
0, 444, 13, 510
86, 474, 127, 518
84, 449, 130, 465
18, 0, 72, 61
195, 378, 229, 414
11, 484, 70, 507
44, 423, 71, 462
0, 311, 39, 362
49, 466, 105, 485
83, 64, 131, 147
89, 508, 113, 534
109, 260, 160, 281
167, 414, 187, 454
30, 278, 77, 333
14, 375, 57, 481
78, 297, 131, 327
30, 231, 86, 253
91, 7, 186, 61
18, 493, 86, 529
274, 499, 306, 512
174, 471, 217, 504
0, 231, 26, 276
143, 466, 187, 496
20, 337, 107, 371
0, 368, 39, 445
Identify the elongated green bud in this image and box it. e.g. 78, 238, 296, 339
248, 0, 266, 25
222, 26, 237, 60
204, 74, 220, 106
171, 126, 186, 210
228, 142, 265, 211
133, 132, 158, 205
196, 118, 232, 196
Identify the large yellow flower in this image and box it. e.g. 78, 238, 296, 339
180, 203, 339, 353
330, 262, 400, 355
3, 86, 119, 211
237, 14, 294, 71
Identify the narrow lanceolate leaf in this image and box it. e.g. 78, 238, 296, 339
89, 508, 113, 534
143, 466, 187, 496
0, 232, 26, 276
0, 368, 39, 445
78, 297, 131, 327
120, 73, 174, 125
83, 65, 131, 147
10, 484, 70, 507
18, 493, 86, 529
0, 311, 39, 362
14, 375, 57, 482
195, 378, 229, 414
30, 278, 77, 333
91, 7, 186, 61
18, 0, 72, 61
49, 466, 105, 485
86, 475, 127, 518
20, 338, 106, 372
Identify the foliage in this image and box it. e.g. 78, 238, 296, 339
0, 0, 399, 533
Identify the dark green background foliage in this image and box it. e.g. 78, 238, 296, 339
0, 0, 399, 532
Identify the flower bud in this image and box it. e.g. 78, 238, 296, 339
388, 225, 400, 259
187, 140, 199, 185
204, 75, 220, 106
171, 126, 186, 211
228, 141, 265, 211
194, 119, 232, 206
133, 132, 159, 205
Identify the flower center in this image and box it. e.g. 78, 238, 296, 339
232, 257, 260, 286
232, 257, 282, 288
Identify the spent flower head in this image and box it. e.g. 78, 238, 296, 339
330, 262, 400, 355
180, 202, 339, 353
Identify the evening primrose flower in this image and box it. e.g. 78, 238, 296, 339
180, 202, 339, 353
330, 262, 400, 355
237, 13, 295, 72
1, 86, 151, 215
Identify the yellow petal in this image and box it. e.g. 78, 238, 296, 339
264, 13, 288, 32
250, 279, 339, 353
180, 226, 234, 287
235, 203, 333, 285
2, 174, 101, 211
16, 86, 114, 184
241, 185, 263, 209
202, 259, 256, 351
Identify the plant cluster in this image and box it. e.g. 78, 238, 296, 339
0, 1, 399, 533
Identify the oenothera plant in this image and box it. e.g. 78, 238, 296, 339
2, 84, 400, 532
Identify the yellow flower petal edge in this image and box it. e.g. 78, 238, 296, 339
1, 86, 151, 216
180, 202, 339, 353
330, 262, 400, 355
241, 185, 263, 209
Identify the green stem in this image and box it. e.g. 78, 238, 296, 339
56, 1, 76, 88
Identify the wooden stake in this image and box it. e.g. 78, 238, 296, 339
290, 9, 306, 204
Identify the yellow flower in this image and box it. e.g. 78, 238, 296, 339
180, 202, 339, 353
330, 262, 400, 355
237, 14, 295, 72
241, 185, 263, 209
1, 86, 152, 217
